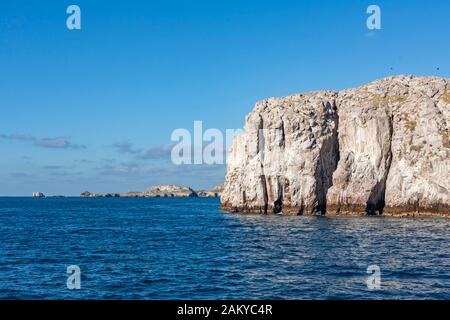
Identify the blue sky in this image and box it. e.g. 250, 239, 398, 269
0, 0, 449, 195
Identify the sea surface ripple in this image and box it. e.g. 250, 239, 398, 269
0, 197, 448, 299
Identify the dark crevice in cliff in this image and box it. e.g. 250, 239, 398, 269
316, 100, 340, 215
365, 113, 394, 215
273, 176, 284, 214
366, 180, 386, 215
273, 197, 283, 214
334, 101, 341, 168
257, 116, 265, 158
298, 201, 305, 216
273, 119, 286, 214
258, 116, 268, 214
260, 174, 268, 214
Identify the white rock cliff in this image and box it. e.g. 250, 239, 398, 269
221, 76, 450, 216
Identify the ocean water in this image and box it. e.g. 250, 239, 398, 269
0, 197, 448, 300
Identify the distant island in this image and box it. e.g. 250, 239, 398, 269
32, 192, 45, 198
79, 184, 224, 198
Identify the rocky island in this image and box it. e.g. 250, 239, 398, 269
221, 76, 450, 216
197, 185, 224, 197
32, 192, 45, 198
141, 185, 197, 197
80, 184, 222, 198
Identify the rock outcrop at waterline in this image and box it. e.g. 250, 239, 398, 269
197, 185, 224, 197
32, 192, 45, 198
221, 76, 450, 216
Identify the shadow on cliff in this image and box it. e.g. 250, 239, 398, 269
365, 114, 394, 216
313, 101, 340, 215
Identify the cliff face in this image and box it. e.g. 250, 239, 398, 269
221, 76, 450, 216
221, 92, 339, 214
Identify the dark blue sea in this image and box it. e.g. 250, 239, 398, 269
0, 197, 448, 299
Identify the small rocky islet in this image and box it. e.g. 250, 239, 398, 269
79, 184, 223, 198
